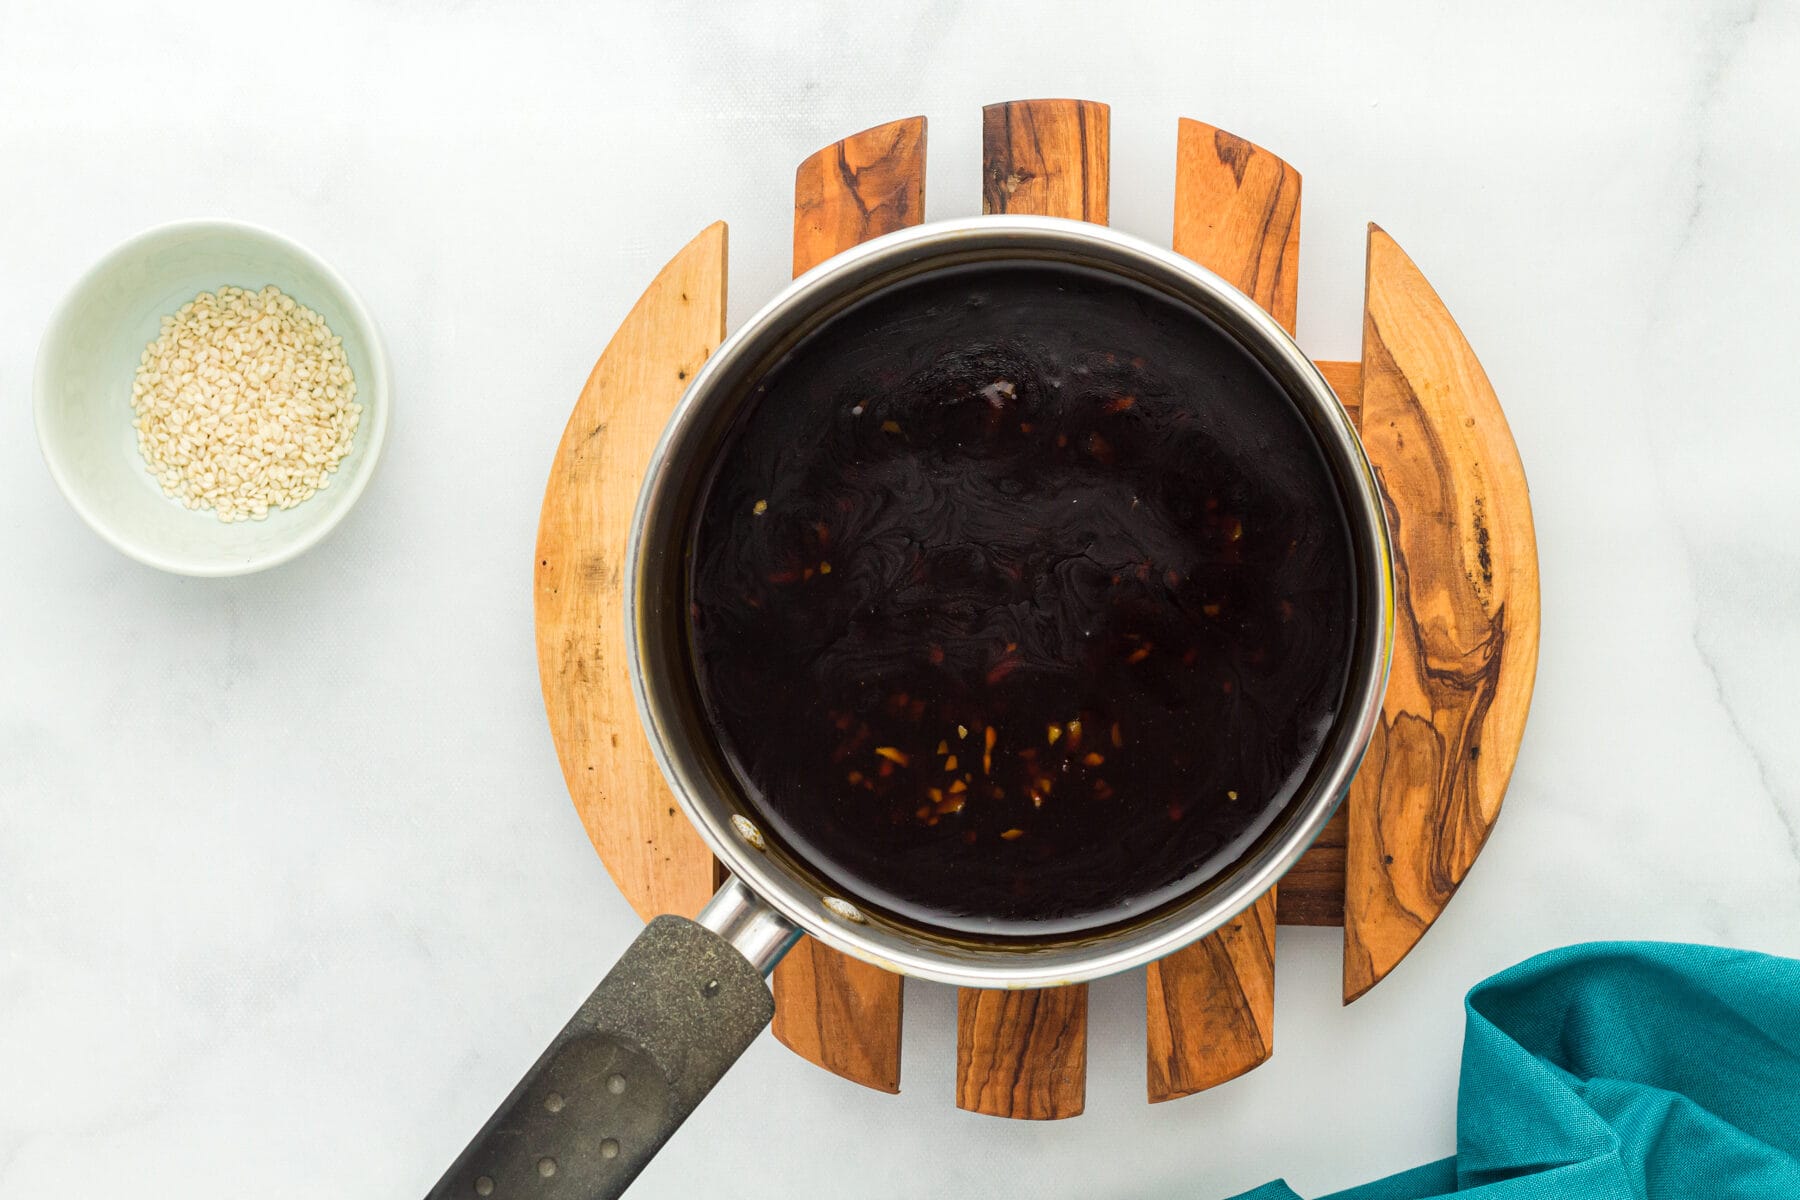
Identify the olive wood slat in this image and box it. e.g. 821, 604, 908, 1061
1316, 358, 1364, 436
1171, 118, 1301, 330
767, 116, 929, 1095
950, 98, 1112, 1121
793, 114, 927, 278
956, 986, 1090, 1121
981, 98, 1109, 224
1144, 120, 1301, 1102
535, 223, 728, 923
1279, 805, 1349, 927
1343, 226, 1540, 1002
1146, 889, 1278, 1100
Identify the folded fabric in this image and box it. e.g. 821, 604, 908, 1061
1233, 942, 1800, 1200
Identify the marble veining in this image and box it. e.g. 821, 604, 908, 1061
1650, 0, 1800, 891
1693, 631, 1800, 874
4, 3, 1800, 1198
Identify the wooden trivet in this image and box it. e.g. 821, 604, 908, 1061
533, 99, 1540, 1120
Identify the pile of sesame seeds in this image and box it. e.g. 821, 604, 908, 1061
131, 284, 361, 522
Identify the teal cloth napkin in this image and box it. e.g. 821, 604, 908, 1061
1233, 942, 1800, 1200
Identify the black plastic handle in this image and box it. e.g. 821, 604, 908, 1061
427, 915, 775, 1199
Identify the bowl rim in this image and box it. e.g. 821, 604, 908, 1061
32, 216, 391, 577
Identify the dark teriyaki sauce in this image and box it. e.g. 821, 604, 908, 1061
687, 262, 1356, 938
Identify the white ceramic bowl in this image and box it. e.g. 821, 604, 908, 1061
34, 220, 390, 576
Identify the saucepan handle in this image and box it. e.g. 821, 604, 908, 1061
427, 881, 799, 1199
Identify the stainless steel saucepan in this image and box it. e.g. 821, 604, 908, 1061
429, 216, 1394, 1199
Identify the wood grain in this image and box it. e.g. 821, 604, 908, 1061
766, 117, 927, 1095
534, 223, 728, 923
794, 115, 926, 278
956, 987, 1089, 1121
981, 99, 1109, 223
1343, 225, 1540, 1002
1277, 806, 1349, 927
1146, 889, 1277, 1098
953, 98, 1110, 1121
1144, 120, 1301, 1102
771, 927, 904, 1094
1315, 358, 1364, 434
1172, 119, 1301, 332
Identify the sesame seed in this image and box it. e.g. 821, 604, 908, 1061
130, 284, 359, 522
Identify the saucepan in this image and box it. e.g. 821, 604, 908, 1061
428, 216, 1394, 1198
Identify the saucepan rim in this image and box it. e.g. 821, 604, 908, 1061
626, 214, 1394, 989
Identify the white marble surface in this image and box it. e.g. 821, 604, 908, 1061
5, 2, 1800, 1196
